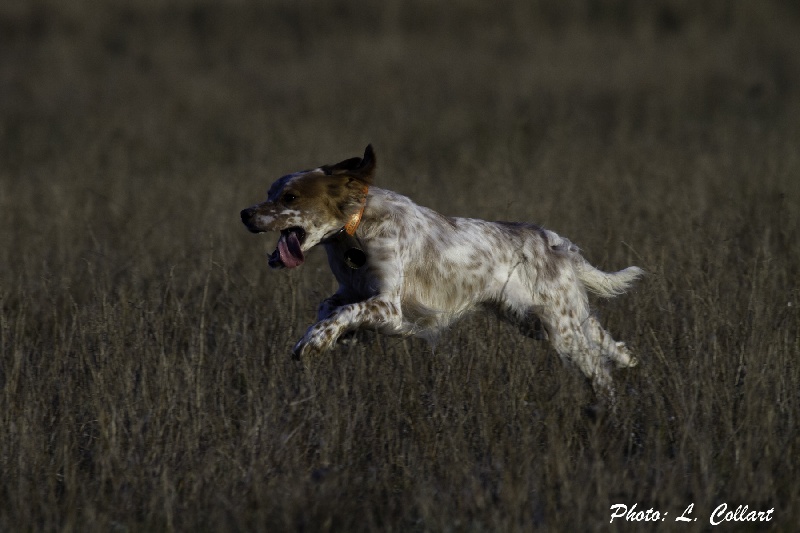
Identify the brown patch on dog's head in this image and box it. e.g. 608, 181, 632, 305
240, 145, 377, 269
282, 145, 375, 221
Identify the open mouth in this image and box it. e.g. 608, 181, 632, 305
268, 227, 306, 269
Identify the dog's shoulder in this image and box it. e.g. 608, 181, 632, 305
362, 187, 454, 235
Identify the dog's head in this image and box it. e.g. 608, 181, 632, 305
240, 145, 376, 269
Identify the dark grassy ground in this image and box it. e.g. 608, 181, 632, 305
1, 1, 799, 531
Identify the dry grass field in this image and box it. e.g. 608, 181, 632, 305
1, 1, 799, 531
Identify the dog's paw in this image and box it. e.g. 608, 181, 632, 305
614, 341, 638, 368
291, 324, 338, 361
292, 338, 322, 361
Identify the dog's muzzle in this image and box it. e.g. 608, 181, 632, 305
240, 207, 262, 233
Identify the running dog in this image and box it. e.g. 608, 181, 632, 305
241, 146, 643, 399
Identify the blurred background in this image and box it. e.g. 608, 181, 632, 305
1, 1, 799, 530
3, 0, 798, 235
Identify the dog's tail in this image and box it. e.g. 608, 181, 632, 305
575, 261, 644, 299
541, 229, 643, 298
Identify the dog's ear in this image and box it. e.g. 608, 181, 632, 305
355, 144, 376, 184
322, 145, 376, 184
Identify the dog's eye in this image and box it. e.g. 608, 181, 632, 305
282, 193, 297, 204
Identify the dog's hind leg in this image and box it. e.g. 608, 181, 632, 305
584, 316, 637, 368
537, 288, 616, 402
545, 322, 615, 400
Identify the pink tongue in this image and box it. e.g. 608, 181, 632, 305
278, 231, 304, 268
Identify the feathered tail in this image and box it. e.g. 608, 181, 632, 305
575, 261, 644, 298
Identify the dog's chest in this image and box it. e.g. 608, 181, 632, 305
324, 241, 380, 297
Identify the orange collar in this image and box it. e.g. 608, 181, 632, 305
343, 185, 369, 236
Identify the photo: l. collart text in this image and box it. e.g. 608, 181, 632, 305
610, 503, 775, 525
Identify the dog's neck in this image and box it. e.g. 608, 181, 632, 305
322, 185, 369, 269
343, 185, 369, 236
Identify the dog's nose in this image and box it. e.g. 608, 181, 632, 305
241, 207, 263, 233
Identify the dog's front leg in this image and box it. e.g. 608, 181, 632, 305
292, 297, 402, 360
316, 290, 361, 321
317, 295, 343, 322
315, 291, 365, 348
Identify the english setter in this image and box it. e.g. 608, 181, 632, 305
241, 146, 643, 400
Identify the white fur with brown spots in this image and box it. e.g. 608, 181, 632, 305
241, 146, 643, 402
